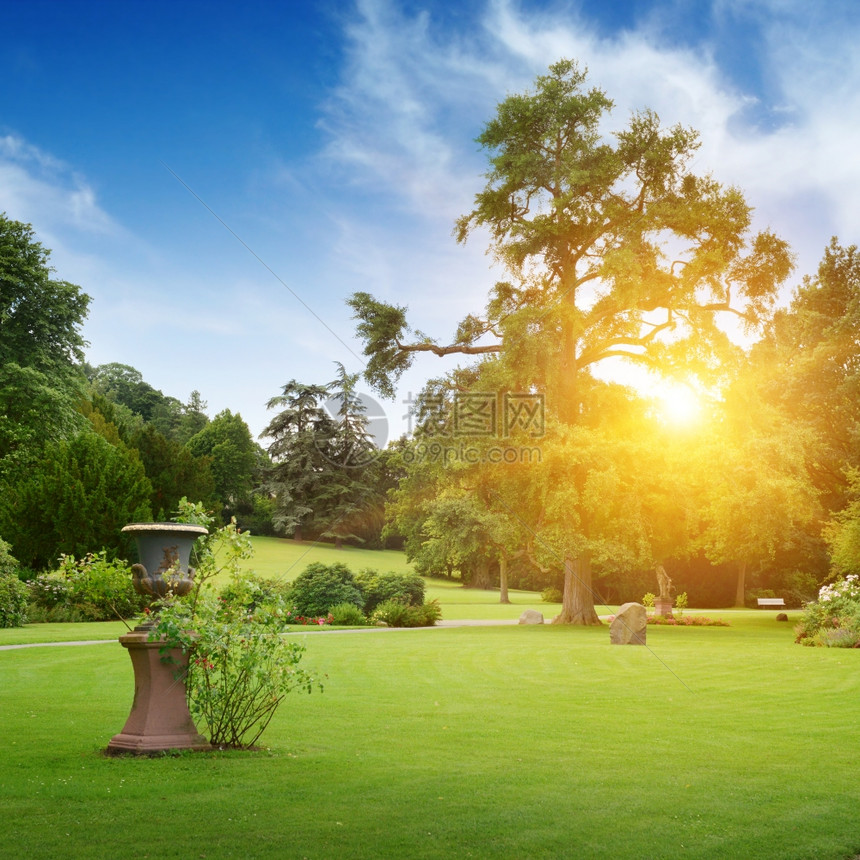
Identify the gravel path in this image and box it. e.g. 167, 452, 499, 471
0, 618, 531, 650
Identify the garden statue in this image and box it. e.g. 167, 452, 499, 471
654, 563, 674, 618
656, 564, 673, 600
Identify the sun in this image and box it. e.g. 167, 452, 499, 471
653, 381, 704, 427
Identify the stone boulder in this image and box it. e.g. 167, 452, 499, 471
776, 612, 789, 622
518, 609, 545, 625
609, 602, 647, 645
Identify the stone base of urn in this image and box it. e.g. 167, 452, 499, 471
654, 597, 674, 618
107, 626, 210, 754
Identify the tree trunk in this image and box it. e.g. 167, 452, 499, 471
335, 537, 343, 550
470, 558, 494, 589
553, 553, 601, 625
293, 524, 303, 543
499, 552, 510, 604
734, 559, 747, 608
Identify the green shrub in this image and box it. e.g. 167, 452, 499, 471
413, 598, 442, 626
0, 539, 28, 627
795, 575, 860, 646
153, 508, 322, 749
29, 571, 72, 609
646, 615, 729, 627
219, 573, 291, 612
541, 586, 563, 603
356, 568, 425, 614
330, 602, 367, 626
0, 538, 18, 578
24, 603, 88, 624
289, 562, 363, 617
154, 592, 321, 748
372, 598, 441, 628
29, 552, 146, 622
641, 592, 656, 608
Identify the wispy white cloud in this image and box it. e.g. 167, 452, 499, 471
0, 133, 119, 236
322, 0, 860, 292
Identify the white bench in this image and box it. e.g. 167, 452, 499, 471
756, 598, 785, 608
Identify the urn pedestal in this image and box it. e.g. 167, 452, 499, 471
654, 596, 674, 618
107, 627, 210, 753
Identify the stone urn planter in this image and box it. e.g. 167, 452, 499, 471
107, 522, 211, 754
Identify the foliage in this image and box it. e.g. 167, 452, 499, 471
0, 537, 18, 578
0, 214, 91, 474
754, 239, 860, 515
131, 424, 216, 520
4, 431, 153, 569
355, 568, 425, 614
795, 575, 860, 647
646, 615, 730, 626
641, 592, 656, 608
234, 492, 277, 536
696, 410, 820, 606
153, 592, 321, 748
153, 504, 322, 748
372, 598, 441, 628
261, 380, 338, 542
0, 540, 27, 627
329, 602, 367, 626
674, 591, 688, 616
287, 562, 364, 617
28, 552, 145, 622
262, 369, 386, 547
218, 572, 291, 612
541, 586, 563, 604
186, 409, 260, 514
824, 469, 860, 577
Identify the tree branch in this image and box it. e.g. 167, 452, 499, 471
395, 340, 502, 357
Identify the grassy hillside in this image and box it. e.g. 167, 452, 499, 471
240, 536, 415, 580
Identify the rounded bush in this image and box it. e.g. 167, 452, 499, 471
0, 572, 28, 627
356, 569, 425, 614
372, 598, 441, 628
541, 586, 563, 604
330, 602, 367, 626
0, 540, 28, 628
288, 562, 363, 617
219, 573, 291, 611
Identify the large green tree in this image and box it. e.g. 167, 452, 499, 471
131, 424, 216, 520
187, 410, 260, 514
350, 60, 793, 623
0, 214, 91, 474
262, 369, 386, 547
6, 431, 153, 568
753, 239, 860, 514
262, 381, 338, 542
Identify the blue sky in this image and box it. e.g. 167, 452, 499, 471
3, 0, 860, 442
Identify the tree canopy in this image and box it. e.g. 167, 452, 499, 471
0, 213, 91, 473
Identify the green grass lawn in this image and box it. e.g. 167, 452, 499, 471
2, 612, 858, 859
237, 536, 415, 580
